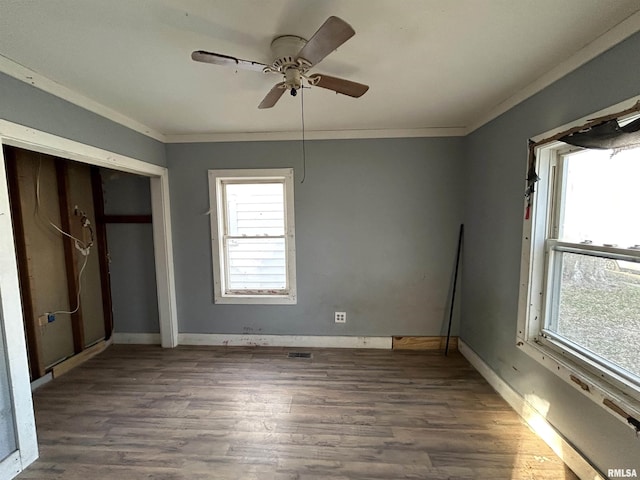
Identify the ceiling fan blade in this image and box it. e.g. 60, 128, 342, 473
296, 16, 355, 66
309, 74, 369, 98
191, 50, 267, 72
258, 82, 286, 109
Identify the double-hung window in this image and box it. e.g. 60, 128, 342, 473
543, 146, 640, 381
519, 104, 640, 427
208, 168, 296, 304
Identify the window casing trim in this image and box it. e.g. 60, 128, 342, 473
208, 168, 297, 305
517, 136, 640, 431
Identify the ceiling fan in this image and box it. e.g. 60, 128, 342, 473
191, 16, 369, 109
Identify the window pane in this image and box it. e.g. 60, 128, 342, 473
550, 251, 640, 379
226, 237, 286, 291
560, 147, 640, 246
225, 183, 284, 236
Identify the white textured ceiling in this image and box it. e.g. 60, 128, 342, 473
1, 0, 639, 139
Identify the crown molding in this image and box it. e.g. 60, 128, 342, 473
465, 9, 640, 135
2, 8, 639, 144
0, 54, 165, 142
165, 127, 466, 143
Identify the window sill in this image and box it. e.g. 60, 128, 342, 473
214, 294, 297, 305
517, 339, 640, 433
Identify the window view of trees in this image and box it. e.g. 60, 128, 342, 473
546, 146, 640, 381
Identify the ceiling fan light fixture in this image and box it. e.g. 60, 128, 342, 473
284, 68, 303, 91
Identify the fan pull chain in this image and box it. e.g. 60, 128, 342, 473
300, 85, 306, 184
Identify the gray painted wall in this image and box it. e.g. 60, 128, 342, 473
0, 72, 165, 167
167, 137, 464, 336
101, 171, 159, 334
460, 32, 640, 473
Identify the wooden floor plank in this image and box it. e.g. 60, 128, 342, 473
18, 345, 579, 479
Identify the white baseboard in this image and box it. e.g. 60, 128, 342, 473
178, 333, 392, 349
112, 332, 392, 349
30, 373, 52, 391
112, 333, 161, 345
458, 340, 604, 480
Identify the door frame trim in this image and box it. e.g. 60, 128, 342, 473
0, 119, 178, 477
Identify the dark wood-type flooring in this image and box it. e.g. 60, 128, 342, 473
18, 345, 578, 479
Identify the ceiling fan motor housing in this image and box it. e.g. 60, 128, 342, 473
270, 35, 308, 71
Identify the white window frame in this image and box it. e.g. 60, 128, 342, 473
208, 168, 297, 305
517, 98, 640, 429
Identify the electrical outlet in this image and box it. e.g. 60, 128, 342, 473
39, 313, 55, 326
334, 312, 346, 323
